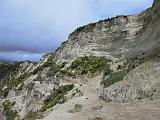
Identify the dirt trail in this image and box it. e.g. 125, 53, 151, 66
42, 75, 160, 120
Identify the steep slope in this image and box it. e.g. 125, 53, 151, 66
42, 74, 160, 120
0, 60, 61, 119
128, 0, 160, 58
53, 15, 144, 62
101, 0, 160, 102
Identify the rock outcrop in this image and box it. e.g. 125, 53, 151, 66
101, 0, 160, 102
53, 15, 144, 62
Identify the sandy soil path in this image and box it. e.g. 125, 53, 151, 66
42, 75, 160, 120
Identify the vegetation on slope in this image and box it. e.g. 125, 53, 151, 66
23, 111, 43, 120
32, 56, 112, 80
68, 104, 82, 113
69, 56, 112, 76
0, 63, 20, 86
2, 100, 18, 120
101, 70, 128, 87
32, 57, 66, 77
101, 57, 145, 88
0, 72, 30, 97
40, 84, 74, 112
23, 84, 74, 120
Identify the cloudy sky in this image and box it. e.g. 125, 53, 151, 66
0, 0, 153, 61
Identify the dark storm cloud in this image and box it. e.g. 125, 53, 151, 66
0, 0, 153, 61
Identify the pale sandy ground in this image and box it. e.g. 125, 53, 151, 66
41, 75, 160, 120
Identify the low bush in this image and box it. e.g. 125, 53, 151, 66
2, 100, 18, 120
1, 72, 30, 97
40, 84, 74, 112
27, 82, 35, 91
102, 57, 145, 88
92, 117, 103, 120
71, 88, 84, 97
103, 64, 113, 76
69, 56, 112, 75
68, 104, 82, 113
23, 111, 43, 120
127, 57, 145, 71
102, 70, 128, 88
33, 75, 43, 82
0, 88, 10, 97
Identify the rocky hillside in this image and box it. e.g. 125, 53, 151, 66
127, 0, 160, 58
53, 15, 143, 62
101, 0, 160, 102
0, 0, 160, 120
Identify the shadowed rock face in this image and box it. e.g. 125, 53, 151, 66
101, 60, 160, 102
127, 0, 160, 59
101, 0, 160, 102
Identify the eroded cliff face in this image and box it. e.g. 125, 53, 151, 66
40, 0, 160, 103
53, 15, 144, 62
101, 0, 160, 102
127, 0, 160, 58
48, 0, 160, 63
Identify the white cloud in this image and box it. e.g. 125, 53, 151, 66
0, 51, 42, 62
94, 0, 153, 17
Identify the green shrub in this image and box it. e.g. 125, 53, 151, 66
10, 79, 23, 89
59, 70, 67, 74
59, 70, 76, 78
69, 56, 112, 75
33, 75, 43, 82
66, 71, 76, 77
59, 62, 67, 69
32, 60, 54, 75
71, 89, 84, 97
117, 65, 123, 70
50, 62, 60, 73
1, 88, 10, 97
32, 66, 43, 75
17, 83, 24, 90
23, 111, 43, 120
1, 72, 30, 97
0, 63, 20, 97
102, 70, 128, 88
127, 57, 145, 71
2, 100, 18, 120
32, 59, 60, 75
33, 61, 67, 77
0, 63, 20, 84
102, 57, 145, 88
27, 82, 35, 91
103, 64, 112, 76
5, 110, 18, 120
18, 73, 30, 80
75, 89, 84, 96
68, 104, 82, 113
40, 84, 74, 112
